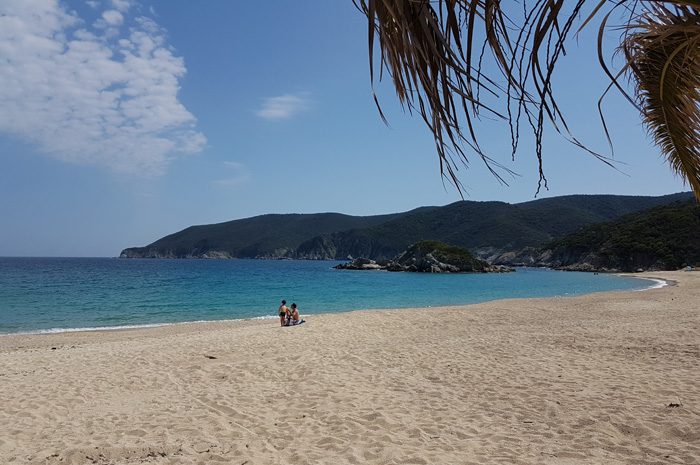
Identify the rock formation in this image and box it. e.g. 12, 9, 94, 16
334, 241, 514, 273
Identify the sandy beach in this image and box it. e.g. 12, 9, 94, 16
0, 271, 698, 465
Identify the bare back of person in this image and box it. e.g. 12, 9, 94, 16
278, 300, 289, 326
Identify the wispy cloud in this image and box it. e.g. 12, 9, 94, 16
0, 0, 206, 176
222, 161, 246, 170
257, 93, 310, 120
212, 161, 250, 187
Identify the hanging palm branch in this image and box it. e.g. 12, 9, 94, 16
353, 0, 700, 200
620, 4, 700, 197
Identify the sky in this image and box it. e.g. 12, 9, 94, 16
0, 0, 689, 257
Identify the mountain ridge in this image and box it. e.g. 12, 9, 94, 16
119, 192, 694, 262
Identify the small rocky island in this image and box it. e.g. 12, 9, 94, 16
334, 240, 514, 273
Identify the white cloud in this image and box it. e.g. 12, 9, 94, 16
111, 0, 132, 12
0, 0, 205, 176
257, 93, 310, 120
101, 10, 124, 26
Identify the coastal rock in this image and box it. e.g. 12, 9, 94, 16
202, 250, 234, 259
333, 257, 384, 270
119, 248, 235, 259
334, 241, 514, 273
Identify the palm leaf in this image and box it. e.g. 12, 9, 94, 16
354, 0, 700, 200
620, 4, 700, 199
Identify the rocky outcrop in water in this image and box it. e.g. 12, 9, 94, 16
334, 241, 514, 273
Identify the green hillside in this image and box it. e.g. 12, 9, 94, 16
120, 192, 694, 261
297, 193, 693, 260
538, 199, 700, 271
120, 211, 417, 258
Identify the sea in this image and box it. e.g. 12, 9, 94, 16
0, 257, 662, 335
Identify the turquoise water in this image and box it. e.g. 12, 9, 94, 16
0, 257, 658, 335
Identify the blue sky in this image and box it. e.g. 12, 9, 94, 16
0, 0, 688, 257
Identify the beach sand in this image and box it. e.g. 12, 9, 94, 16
1, 271, 698, 465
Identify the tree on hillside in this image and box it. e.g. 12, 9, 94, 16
353, 1, 700, 199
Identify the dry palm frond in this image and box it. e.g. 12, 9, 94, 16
620, 4, 700, 198
353, 0, 515, 190
354, 0, 700, 200
354, 0, 608, 195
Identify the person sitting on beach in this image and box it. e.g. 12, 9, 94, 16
278, 300, 289, 327
284, 303, 305, 326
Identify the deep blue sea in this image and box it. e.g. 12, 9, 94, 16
0, 257, 660, 335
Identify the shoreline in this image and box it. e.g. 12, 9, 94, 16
0, 270, 669, 338
1, 270, 698, 464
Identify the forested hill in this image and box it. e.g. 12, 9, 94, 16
119, 211, 425, 259
495, 199, 700, 272
119, 192, 694, 260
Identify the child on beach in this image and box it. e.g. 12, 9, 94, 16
278, 300, 289, 327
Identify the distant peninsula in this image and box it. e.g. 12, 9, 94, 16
119, 192, 699, 272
